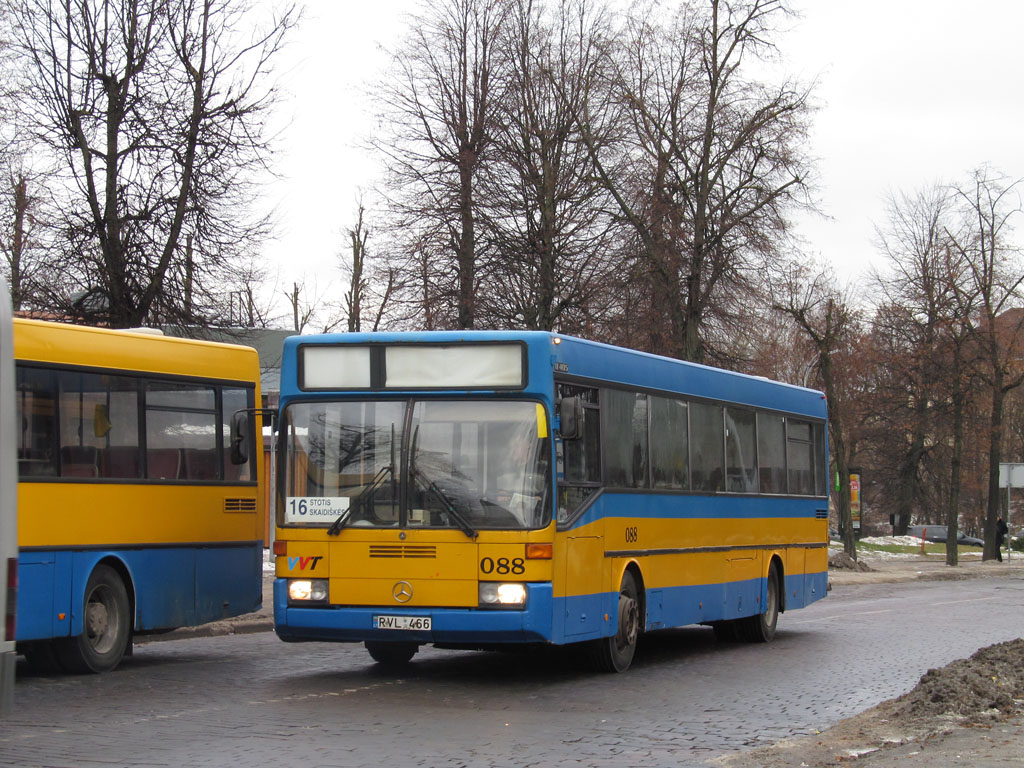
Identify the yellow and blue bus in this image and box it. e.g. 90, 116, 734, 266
1, 280, 16, 709
14, 319, 264, 673
272, 332, 829, 671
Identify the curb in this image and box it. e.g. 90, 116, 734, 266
829, 558, 1024, 587
135, 618, 275, 645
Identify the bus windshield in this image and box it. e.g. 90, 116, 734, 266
283, 399, 550, 530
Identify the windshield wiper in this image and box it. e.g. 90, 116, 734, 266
326, 507, 352, 536
410, 467, 477, 539
327, 463, 392, 536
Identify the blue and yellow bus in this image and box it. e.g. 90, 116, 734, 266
0, 280, 16, 709
272, 332, 829, 671
14, 319, 264, 673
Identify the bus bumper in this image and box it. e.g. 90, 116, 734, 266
273, 578, 553, 644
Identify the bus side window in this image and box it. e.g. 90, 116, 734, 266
757, 413, 786, 494
16, 366, 58, 477
145, 382, 217, 481
787, 419, 813, 495
725, 407, 757, 493
602, 389, 649, 489
690, 402, 724, 492
651, 396, 688, 490
556, 384, 600, 522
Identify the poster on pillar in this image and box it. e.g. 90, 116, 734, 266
849, 471, 861, 530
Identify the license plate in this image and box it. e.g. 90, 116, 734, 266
373, 615, 431, 631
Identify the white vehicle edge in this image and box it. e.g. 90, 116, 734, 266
1, 277, 17, 715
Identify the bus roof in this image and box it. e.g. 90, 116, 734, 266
283, 330, 826, 418
14, 318, 260, 383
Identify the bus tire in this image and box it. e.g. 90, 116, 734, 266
741, 561, 780, 643
55, 565, 131, 673
712, 620, 739, 642
365, 641, 418, 666
591, 570, 641, 673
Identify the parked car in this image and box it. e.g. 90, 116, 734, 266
907, 524, 984, 547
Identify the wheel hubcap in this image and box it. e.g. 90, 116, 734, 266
85, 587, 118, 653
617, 593, 639, 650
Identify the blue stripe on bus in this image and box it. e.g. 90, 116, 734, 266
553, 569, 828, 643
16, 545, 262, 641
565, 492, 826, 530
273, 570, 828, 647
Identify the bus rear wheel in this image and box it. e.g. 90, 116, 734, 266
591, 570, 641, 673
740, 561, 780, 643
55, 565, 131, 673
365, 641, 418, 666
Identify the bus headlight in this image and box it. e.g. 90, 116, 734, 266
288, 579, 328, 603
479, 582, 527, 608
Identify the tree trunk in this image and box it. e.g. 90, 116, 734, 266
820, 350, 856, 558
892, 415, 926, 536
945, 345, 965, 567
457, 159, 476, 329
9, 176, 27, 311
984, 376, 1005, 561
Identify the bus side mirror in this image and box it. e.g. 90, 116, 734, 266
558, 396, 583, 440
229, 410, 250, 465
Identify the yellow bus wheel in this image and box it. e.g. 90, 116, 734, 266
741, 562, 780, 643
55, 565, 131, 673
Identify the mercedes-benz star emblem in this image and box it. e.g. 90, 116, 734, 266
392, 581, 413, 603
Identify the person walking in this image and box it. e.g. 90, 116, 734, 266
995, 516, 1009, 562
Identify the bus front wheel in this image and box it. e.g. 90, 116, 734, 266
55, 565, 131, 673
591, 570, 641, 673
365, 641, 418, 666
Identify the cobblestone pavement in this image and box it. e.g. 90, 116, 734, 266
2, 556, 1022, 768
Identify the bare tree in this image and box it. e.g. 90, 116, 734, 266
772, 263, 860, 559
0, 166, 48, 310
337, 202, 405, 333
578, 0, 814, 362
871, 185, 956, 536
6, 0, 297, 327
741, 302, 817, 385
939, 240, 981, 566
345, 205, 371, 332
375, 0, 510, 330
284, 279, 345, 335
478, 0, 620, 332
946, 168, 1024, 561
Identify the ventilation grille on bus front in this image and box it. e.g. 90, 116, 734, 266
224, 498, 257, 513
369, 545, 437, 559
815, 510, 829, 519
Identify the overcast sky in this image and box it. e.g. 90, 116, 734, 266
260, 0, 1024, 318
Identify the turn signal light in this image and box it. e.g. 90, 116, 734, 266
273, 540, 287, 556
526, 543, 552, 559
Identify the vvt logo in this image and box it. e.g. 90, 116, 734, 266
288, 555, 323, 571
